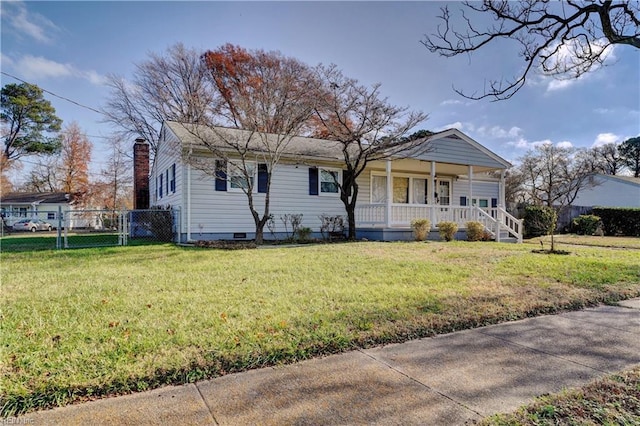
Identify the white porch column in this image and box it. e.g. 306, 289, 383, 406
499, 170, 506, 208
468, 164, 473, 207
430, 161, 436, 226
385, 160, 392, 227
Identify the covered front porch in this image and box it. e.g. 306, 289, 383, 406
352, 144, 523, 242
355, 204, 523, 242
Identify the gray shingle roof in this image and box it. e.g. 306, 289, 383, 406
165, 121, 348, 162
0, 192, 73, 204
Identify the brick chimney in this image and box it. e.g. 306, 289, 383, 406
133, 138, 150, 209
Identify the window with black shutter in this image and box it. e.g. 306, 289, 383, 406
215, 160, 227, 191
257, 164, 268, 193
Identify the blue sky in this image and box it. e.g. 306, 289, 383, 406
2, 1, 639, 184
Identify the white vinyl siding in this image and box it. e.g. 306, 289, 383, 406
186, 162, 345, 234
413, 135, 508, 169
573, 176, 640, 207
151, 127, 182, 207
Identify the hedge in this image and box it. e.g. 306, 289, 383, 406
524, 205, 557, 238
591, 207, 640, 236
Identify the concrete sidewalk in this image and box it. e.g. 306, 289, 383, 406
20, 299, 640, 425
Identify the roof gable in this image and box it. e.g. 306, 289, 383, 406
409, 129, 511, 169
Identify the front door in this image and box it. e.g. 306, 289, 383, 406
437, 180, 451, 205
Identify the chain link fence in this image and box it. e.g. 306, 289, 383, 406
1, 208, 180, 252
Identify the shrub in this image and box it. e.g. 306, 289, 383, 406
571, 214, 601, 235
296, 227, 313, 242
318, 214, 345, 241
280, 214, 303, 240
410, 218, 431, 241
524, 206, 557, 238
592, 207, 640, 237
437, 221, 458, 242
465, 221, 485, 241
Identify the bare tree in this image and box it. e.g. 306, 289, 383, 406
21, 122, 93, 196
519, 144, 594, 207
579, 143, 625, 175
313, 65, 428, 240
21, 156, 59, 193
422, 1, 640, 100
94, 136, 133, 210
187, 44, 323, 244
102, 43, 215, 155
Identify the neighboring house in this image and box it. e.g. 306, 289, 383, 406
572, 174, 640, 208
147, 121, 523, 242
0, 192, 99, 230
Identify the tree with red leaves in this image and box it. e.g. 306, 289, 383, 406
194, 44, 323, 244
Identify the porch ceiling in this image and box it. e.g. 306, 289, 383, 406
368, 159, 501, 176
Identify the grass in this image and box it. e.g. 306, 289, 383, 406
0, 232, 164, 252
481, 366, 640, 425
526, 234, 640, 249
1, 240, 639, 416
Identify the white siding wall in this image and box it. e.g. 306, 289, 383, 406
453, 179, 500, 206
573, 177, 640, 207
187, 163, 346, 235
151, 130, 183, 209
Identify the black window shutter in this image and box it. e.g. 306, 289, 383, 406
491, 198, 498, 208
309, 167, 319, 195
215, 160, 227, 191
257, 164, 268, 193
171, 163, 176, 193
460, 196, 467, 206
342, 170, 352, 197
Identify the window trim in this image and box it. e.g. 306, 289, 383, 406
318, 167, 341, 196
370, 171, 431, 205
227, 160, 257, 193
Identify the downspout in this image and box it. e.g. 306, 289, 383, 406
430, 161, 436, 227
187, 163, 192, 242
468, 164, 473, 214
385, 160, 392, 227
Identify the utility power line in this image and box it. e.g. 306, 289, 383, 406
1, 71, 105, 115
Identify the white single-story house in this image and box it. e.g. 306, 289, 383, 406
572, 174, 640, 208
0, 192, 100, 230
148, 121, 523, 242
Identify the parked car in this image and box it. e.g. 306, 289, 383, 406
12, 219, 53, 232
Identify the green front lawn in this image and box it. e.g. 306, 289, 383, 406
1, 241, 639, 415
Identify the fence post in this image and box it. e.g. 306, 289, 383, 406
56, 206, 62, 249
63, 210, 69, 248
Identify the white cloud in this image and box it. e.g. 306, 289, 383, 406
532, 139, 553, 148
594, 107, 611, 114
539, 39, 617, 93
556, 140, 574, 149
440, 99, 468, 106
546, 78, 577, 92
18, 55, 74, 79
434, 121, 465, 132
2, 1, 59, 44
592, 132, 620, 147
8, 54, 106, 86
506, 137, 532, 149
477, 125, 523, 139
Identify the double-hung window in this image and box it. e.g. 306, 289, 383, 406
228, 161, 255, 192
320, 169, 340, 194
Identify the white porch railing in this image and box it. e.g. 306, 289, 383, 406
355, 204, 523, 242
